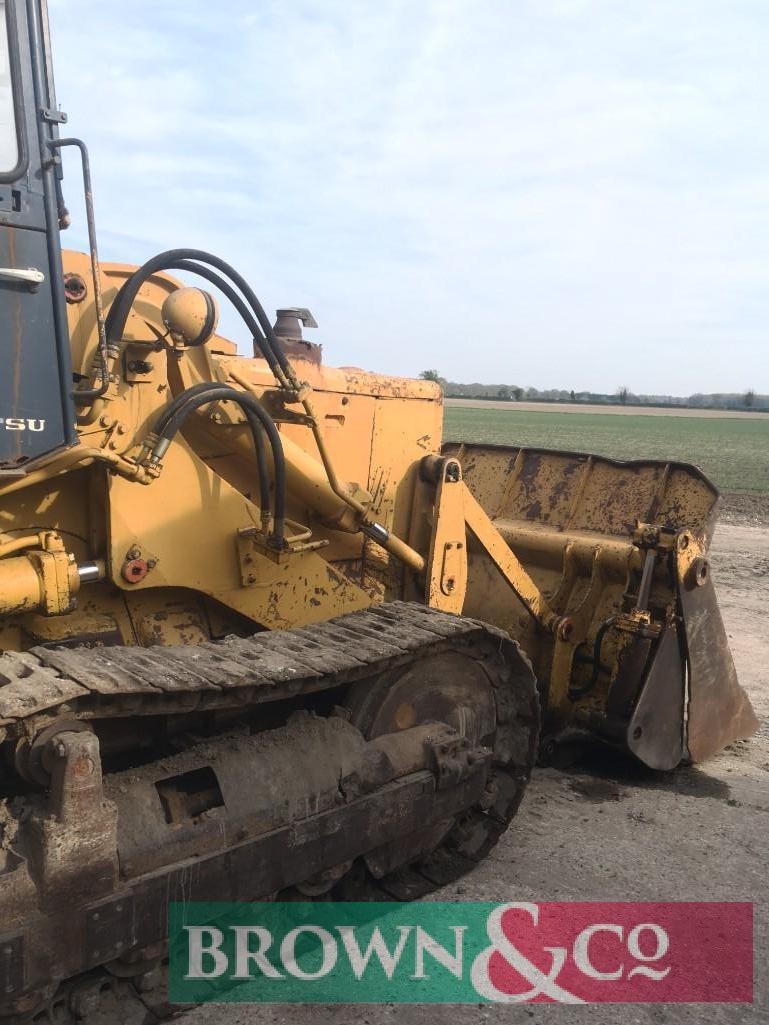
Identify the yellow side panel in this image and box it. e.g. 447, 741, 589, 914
107, 439, 372, 630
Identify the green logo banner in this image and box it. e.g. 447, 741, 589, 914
168, 900, 752, 1005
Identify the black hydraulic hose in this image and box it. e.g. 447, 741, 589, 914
164, 260, 266, 351
155, 382, 272, 525
105, 249, 292, 383
154, 381, 227, 436
156, 386, 286, 545
569, 615, 618, 699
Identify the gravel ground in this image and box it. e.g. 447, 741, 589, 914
720, 492, 769, 528
181, 520, 769, 1025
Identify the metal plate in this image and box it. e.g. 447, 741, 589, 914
85, 895, 135, 967
626, 626, 686, 770
680, 573, 759, 762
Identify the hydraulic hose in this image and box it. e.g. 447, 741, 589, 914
154, 381, 228, 436
105, 250, 426, 567
156, 382, 272, 530
163, 260, 266, 351
569, 615, 618, 699
105, 249, 295, 386
154, 386, 286, 545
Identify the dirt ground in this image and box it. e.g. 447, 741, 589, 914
182, 509, 769, 1024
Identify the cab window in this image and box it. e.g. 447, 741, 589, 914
0, 1, 19, 174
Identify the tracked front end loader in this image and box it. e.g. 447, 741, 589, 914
0, 2, 757, 1020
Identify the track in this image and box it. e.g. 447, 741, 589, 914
2, 603, 517, 726
0, 603, 539, 1023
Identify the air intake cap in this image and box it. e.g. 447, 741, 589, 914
162, 287, 219, 346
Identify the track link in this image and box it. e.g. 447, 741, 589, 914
2, 603, 519, 727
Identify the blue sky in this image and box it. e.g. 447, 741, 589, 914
48, 0, 769, 394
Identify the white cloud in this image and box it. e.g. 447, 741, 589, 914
48, 0, 769, 393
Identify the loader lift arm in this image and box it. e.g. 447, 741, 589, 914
423, 454, 569, 635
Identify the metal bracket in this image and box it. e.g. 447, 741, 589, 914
40, 107, 67, 124
633, 522, 678, 552
428, 731, 488, 790
425, 458, 467, 613
237, 527, 329, 575
85, 895, 136, 966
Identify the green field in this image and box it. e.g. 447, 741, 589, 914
444, 406, 769, 494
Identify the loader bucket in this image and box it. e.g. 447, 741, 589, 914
443, 442, 758, 768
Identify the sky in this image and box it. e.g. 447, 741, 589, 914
47, 0, 769, 395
